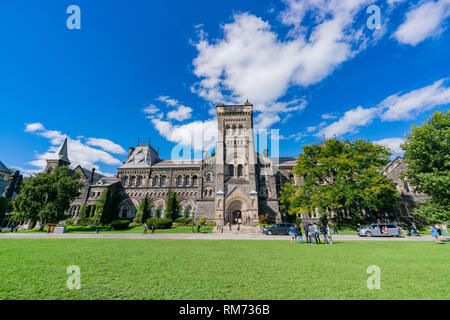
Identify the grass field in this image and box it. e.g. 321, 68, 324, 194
19, 225, 213, 234
0, 239, 448, 300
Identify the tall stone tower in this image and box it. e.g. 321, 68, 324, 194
45, 137, 71, 173
215, 101, 259, 226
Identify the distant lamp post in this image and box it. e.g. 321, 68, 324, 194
191, 212, 195, 233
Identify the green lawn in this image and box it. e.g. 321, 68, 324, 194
19, 225, 213, 234
0, 239, 448, 300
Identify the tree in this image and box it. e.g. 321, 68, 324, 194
0, 197, 9, 226
402, 110, 450, 223
164, 190, 180, 221
282, 138, 399, 225
135, 195, 152, 224
11, 166, 82, 227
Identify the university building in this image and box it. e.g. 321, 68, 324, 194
45, 102, 424, 226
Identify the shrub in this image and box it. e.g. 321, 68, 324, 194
110, 219, 131, 230
65, 218, 74, 226
175, 217, 186, 224
258, 214, 268, 225
198, 217, 207, 226
146, 218, 173, 229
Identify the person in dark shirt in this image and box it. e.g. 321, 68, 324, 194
304, 224, 310, 243
296, 224, 303, 244
320, 225, 328, 244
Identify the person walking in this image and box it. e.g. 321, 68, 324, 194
228, 222, 232, 232
313, 223, 321, 244
411, 223, 418, 236
197, 222, 201, 233
143, 223, 148, 234
289, 225, 296, 244
304, 223, 310, 244
326, 224, 333, 244
435, 223, 442, 237
332, 224, 339, 235
309, 224, 317, 245
296, 224, 303, 244
430, 224, 441, 244
320, 224, 328, 244
151, 223, 155, 234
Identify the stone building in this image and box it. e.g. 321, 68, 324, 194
381, 156, 429, 219
47, 103, 298, 225
0, 160, 22, 199
45, 102, 425, 226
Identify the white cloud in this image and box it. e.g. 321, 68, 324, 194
321, 113, 338, 120
380, 79, 450, 121
142, 104, 160, 115
318, 106, 379, 138
374, 137, 405, 155
151, 118, 218, 152
167, 105, 193, 121
157, 96, 179, 106
85, 138, 127, 155
25, 125, 123, 172
317, 78, 450, 138
393, 0, 450, 46
154, 96, 193, 121
191, 1, 372, 128
25, 122, 45, 132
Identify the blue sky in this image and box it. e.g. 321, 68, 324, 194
1, 0, 449, 176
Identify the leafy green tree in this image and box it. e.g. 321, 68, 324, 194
282, 138, 399, 225
164, 190, 180, 221
402, 110, 450, 223
135, 195, 152, 224
92, 190, 109, 226
0, 197, 10, 225
11, 166, 82, 227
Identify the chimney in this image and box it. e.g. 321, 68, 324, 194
90, 168, 96, 184
128, 147, 135, 157
263, 149, 268, 157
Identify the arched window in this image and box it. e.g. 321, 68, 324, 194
153, 176, 159, 187
229, 165, 234, 177
150, 207, 155, 217
209, 189, 213, 196
178, 207, 183, 217
176, 175, 182, 186
237, 165, 243, 177
206, 172, 212, 182
129, 176, 135, 187
122, 176, 128, 187
193, 175, 198, 186
160, 176, 167, 187
289, 174, 294, 183
186, 206, 192, 217
185, 176, 189, 186
137, 176, 142, 187
204, 189, 208, 197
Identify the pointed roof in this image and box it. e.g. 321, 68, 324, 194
56, 137, 70, 163
0, 160, 9, 173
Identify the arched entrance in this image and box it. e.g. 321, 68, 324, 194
226, 200, 246, 225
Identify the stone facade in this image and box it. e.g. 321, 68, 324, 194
45, 103, 426, 225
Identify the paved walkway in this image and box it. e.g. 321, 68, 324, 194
0, 232, 442, 241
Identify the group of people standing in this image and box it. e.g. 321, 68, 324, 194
289, 223, 334, 245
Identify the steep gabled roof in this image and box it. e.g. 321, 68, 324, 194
56, 137, 70, 163
0, 160, 9, 173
